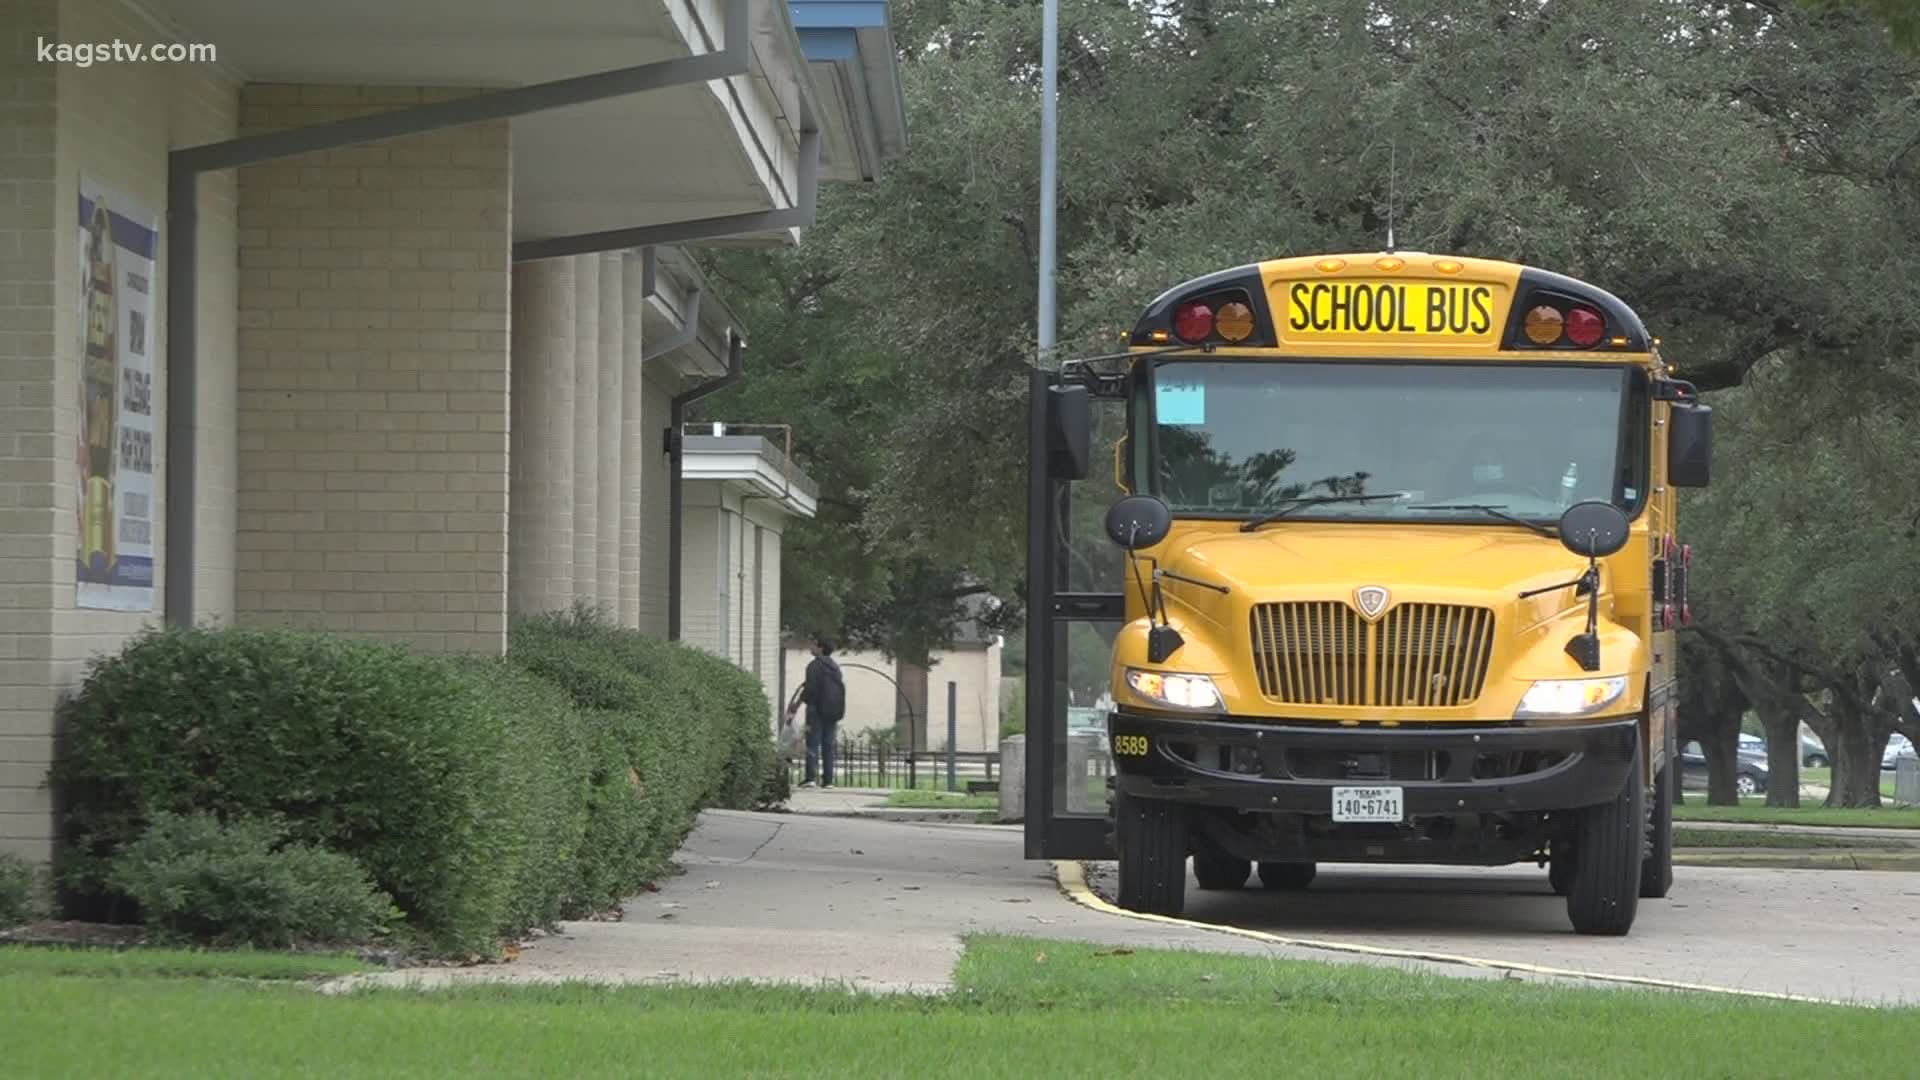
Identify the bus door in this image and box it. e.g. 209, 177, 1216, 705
1024, 365, 1131, 859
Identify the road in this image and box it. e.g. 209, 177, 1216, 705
1082, 859, 1920, 1005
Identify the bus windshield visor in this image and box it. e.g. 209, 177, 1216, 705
1146, 361, 1645, 522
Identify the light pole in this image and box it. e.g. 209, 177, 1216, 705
1037, 0, 1058, 361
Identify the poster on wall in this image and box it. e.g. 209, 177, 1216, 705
76, 176, 158, 612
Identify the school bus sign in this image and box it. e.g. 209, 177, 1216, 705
1282, 280, 1500, 341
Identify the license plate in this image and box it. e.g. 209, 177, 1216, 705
1332, 785, 1404, 823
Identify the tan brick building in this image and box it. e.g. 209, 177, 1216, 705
1, 0, 906, 861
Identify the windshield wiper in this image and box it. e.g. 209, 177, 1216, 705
1240, 493, 1408, 532
1406, 503, 1557, 538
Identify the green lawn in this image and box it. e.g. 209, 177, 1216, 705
885, 789, 999, 810
1673, 802, 1920, 828
5, 935, 1916, 1075
0, 945, 376, 981
1671, 827, 1911, 850
1794, 768, 1899, 797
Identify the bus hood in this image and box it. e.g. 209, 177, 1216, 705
1166, 524, 1601, 621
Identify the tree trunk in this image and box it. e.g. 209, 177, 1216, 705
1701, 708, 1743, 805
1757, 700, 1801, 808
1826, 722, 1887, 808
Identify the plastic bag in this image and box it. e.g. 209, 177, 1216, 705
778, 716, 805, 762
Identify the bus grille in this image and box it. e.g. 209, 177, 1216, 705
1249, 602, 1495, 708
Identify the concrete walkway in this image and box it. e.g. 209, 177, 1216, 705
334, 808, 1527, 995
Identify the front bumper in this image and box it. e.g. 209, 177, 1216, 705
1109, 710, 1637, 816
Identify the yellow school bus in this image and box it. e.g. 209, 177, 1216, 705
1025, 252, 1712, 936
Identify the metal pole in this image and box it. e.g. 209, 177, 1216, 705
947, 681, 959, 792
1037, 0, 1058, 360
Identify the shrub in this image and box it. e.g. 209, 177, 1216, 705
507, 605, 776, 911
108, 811, 400, 949
51, 626, 520, 954
754, 755, 792, 811
443, 654, 593, 933
53, 609, 779, 954
1, 851, 44, 927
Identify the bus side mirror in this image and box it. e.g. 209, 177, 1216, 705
1047, 385, 1091, 480
1558, 501, 1630, 559
1668, 403, 1712, 488
1105, 495, 1172, 550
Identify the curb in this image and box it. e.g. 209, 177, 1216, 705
1048, 860, 1852, 1006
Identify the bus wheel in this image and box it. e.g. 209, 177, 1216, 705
1566, 742, 1646, 935
1639, 760, 1674, 899
1548, 843, 1575, 896
1257, 861, 1317, 890
1115, 792, 1186, 916
1193, 853, 1250, 890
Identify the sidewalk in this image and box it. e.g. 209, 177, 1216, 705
781, 785, 1005, 824
332, 809, 1304, 995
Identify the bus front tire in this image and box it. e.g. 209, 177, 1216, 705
1566, 743, 1646, 935
1193, 853, 1250, 890
1115, 792, 1186, 916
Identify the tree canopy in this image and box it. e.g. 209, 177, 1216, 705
699, 0, 1919, 801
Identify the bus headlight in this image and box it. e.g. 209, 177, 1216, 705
1125, 669, 1222, 711
1515, 676, 1630, 719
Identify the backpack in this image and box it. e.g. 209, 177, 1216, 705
814, 658, 846, 723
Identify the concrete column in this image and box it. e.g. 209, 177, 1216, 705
509, 258, 574, 614
571, 254, 599, 603
619, 258, 645, 628
596, 254, 623, 613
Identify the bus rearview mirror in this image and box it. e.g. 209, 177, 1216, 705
1668, 403, 1712, 488
1047, 385, 1091, 480
1105, 495, 1172, 550
1557, 501, 1630, 559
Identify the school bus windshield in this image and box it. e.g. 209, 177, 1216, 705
1143, 360, 1649, 522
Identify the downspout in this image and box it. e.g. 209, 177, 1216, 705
668, 330, 746, 640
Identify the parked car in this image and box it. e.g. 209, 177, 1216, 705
1680, 741, 1769, 796
1803, 735, 1829, 769
1885, 734, 1916, 771
1737, 733, 1765, 754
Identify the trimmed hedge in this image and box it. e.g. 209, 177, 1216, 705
51, 627, 525, 953
504, 606, 777, 911
50, 613, 778, 954
108, 811, 402, 949
1, 851, 43, 927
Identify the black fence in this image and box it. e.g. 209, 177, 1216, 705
786, 731, 1000, 791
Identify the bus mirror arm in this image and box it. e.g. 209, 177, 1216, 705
1123, 547, 1187, 665
1156, 568, 1229, 595
1517, 559, 1604, 672
1564, 561, 1604, 673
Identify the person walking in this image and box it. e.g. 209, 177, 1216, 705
790, 635, 846, 788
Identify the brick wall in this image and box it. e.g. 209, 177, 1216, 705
234, 85, 510, 655
1, 0, 238, 860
